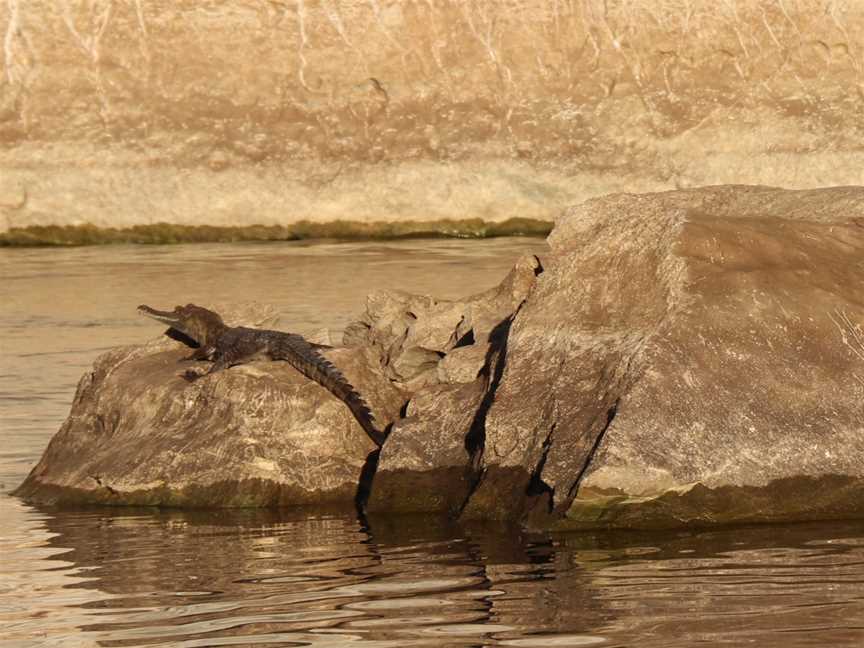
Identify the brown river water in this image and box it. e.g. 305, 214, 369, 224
1, 239, 863, 647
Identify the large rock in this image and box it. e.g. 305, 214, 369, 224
16, 186, 864, 528
15, 304, 405, 507
463, 185, 864, 527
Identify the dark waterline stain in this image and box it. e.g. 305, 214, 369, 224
0, 218, 552, 247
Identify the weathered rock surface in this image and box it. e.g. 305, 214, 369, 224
15, 303, 405, 507
17, 186, 864, 527
557, 187, 864, 527
356, 254, 541, 514
466, 185, 864, 527
2, 2, 863, 237
358, 185, 864, 527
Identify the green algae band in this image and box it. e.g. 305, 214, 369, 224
0, 219, 552, 247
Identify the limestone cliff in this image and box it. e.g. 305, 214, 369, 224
1, 1, 863, 240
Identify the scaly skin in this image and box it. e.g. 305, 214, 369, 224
138, 303, 386, 446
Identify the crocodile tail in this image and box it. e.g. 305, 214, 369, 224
277, 335, 386, 446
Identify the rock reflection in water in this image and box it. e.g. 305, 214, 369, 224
3, 496, 863, 647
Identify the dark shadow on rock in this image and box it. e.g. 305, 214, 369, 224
523, 402, 619, 528
453, 328, 475, 348
355, 448, 381, 513
465, 316, 514, 463
523, 425, 556, 525
566, 401, 619, 504
165, 327, 198, 348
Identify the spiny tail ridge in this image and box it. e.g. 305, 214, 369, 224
276, 335, 386, 446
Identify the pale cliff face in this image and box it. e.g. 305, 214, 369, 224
1, 1, 863, 233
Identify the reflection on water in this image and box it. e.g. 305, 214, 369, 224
2, 498, 863, 647
1, 239, 864, 647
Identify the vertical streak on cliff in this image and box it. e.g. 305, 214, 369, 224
57, 0, 114, 122
598, 1, 658, 128
367, 0, 410, 79
323, 0, 368, 78
461, 1, 512, 87
132, 0, 151, 87
295, 0, 312, 91
3, 0, 20, 85
422, 0, 455, 101
3, 0, 37, 126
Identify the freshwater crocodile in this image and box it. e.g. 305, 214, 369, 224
138, 303, 386, 446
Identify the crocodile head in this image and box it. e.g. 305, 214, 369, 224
138, 303, 226, 346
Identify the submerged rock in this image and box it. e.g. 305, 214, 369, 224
17, 186, 864, 527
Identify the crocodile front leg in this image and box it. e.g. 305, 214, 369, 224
182, 344, 216, 362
